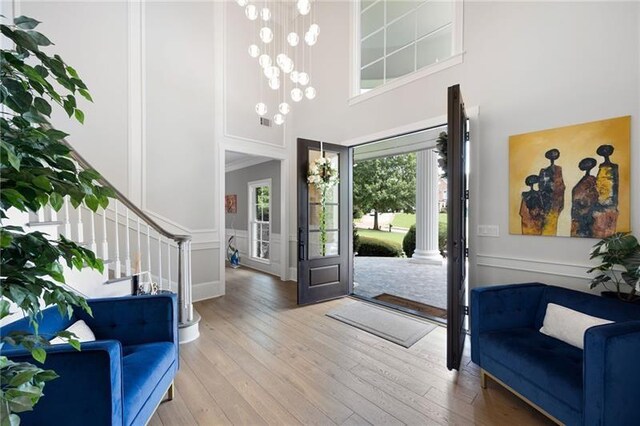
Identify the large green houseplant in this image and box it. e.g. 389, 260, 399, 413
588, 232, 640, 303
1, 15, 113, 424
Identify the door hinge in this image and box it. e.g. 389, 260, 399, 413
464, 247, 469, 257
463, 305, 469, 316
464, 190, 469, 200
465, 131, 470, 141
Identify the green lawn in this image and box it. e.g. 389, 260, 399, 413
357, 229, 406, 246
391, 213, 416, 228
390, 212, 447, 229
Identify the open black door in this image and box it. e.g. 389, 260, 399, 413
447, 84, 469, 371
297, 139, 352, 305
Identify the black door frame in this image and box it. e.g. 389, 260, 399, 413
297, 139, 353, 305
446, 84, 469, 371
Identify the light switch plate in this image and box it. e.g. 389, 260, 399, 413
478, 225, 500, 237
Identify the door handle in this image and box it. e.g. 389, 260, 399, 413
298, 227, 305, 261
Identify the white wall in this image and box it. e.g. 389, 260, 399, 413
19, 1, 130, 193
15, 1, 224, 300
290, 1, 640, 293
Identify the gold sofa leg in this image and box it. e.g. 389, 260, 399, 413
166, 381, 175, 401
480, 369, 488, 389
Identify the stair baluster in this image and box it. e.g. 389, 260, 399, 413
76, 206, 84, 243
125, 208, 131, 276
90, 209, 97, 252
63, 197, 71, 237
101, 208, 108, 261
167, 242, 172, 292
146, 223, 151, 276
158, 235, 163, 291
113, 201, 121, 278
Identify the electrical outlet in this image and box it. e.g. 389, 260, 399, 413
478, 225, 500, 237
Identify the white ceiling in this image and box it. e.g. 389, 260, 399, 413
225, 151, 273, 172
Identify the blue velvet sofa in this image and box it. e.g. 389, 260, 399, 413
1, 293, 178, 426
471, 283, 640, 425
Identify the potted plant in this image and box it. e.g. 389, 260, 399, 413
1, 15, 112, 423
588, 232, 640, 303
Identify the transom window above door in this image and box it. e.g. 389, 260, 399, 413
355, 0, 463, 97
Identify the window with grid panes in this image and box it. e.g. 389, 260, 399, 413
248, 180, 271, 262
359, 0, 455, 93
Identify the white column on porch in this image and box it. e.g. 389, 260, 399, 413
412, 149, 443, 264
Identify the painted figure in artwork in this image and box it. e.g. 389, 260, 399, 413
520, 175, 545, 235
592, 144, 619, 237
538, 149, 565, 235
571, 158, 599, 237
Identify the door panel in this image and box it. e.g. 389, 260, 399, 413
298, 139, 352, 305
447, 84, 469, 371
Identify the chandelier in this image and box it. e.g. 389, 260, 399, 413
236, 0, 320, 126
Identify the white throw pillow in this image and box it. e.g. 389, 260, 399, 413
539, 303, 613, 349
49, 320, 96, 345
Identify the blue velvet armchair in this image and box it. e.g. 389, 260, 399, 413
1, 293, 178, 426
471, 283, 640, 426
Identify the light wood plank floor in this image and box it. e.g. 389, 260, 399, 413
151, 267, 554, 425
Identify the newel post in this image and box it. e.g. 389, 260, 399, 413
176, 236, 193, 325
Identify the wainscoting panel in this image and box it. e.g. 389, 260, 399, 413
226, 229, 281, 277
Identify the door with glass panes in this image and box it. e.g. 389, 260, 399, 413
297, 139, 352, 305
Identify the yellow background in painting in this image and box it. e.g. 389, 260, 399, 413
509, 116, 631, 236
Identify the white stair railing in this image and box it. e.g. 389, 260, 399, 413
25, 135, 197, 338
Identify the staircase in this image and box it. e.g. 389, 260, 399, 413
2, 141, 200, 344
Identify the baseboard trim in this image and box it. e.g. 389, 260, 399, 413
192, 280, 224, 302
288, 267, 297, 282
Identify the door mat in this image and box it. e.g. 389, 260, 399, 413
374, 293, 448, 319
326, 301, 437, 348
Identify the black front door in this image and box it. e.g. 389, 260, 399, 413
447, 84, 469, 371
297, 139, 352, 305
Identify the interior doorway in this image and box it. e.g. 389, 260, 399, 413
351, 125, 449, 323
221, 150, 289, 288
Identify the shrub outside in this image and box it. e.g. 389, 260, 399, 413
357, 236, 403, 257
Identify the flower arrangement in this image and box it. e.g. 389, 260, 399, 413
308, 156, 339, 256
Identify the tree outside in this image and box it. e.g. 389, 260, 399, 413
353, 153, 416, 230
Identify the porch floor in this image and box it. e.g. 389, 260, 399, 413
354, 257, 448, 310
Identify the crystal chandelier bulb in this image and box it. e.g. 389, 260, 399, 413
304, 31, 317, 46
281, 59, 295, 74
287, 32, 299, 47
255, 102, 267, 116
297, 0, 311, 16
298, 72, 309, 86
269, 77, 280, 90
264, 65, 280, 79
305, 86, 316, 99
290, 70, 299, 83
260, 7, 271, 21
259, 27, 273, 43
279, 102, 291, 115
236, 0, 248, 7
248, 44, 260, 58
273, 113, 285, 126
291, 88, 303, 102
258, 54, 272, 68
276, 53, 288, 67
309, 23, 320, 36
245, 4, 258, 20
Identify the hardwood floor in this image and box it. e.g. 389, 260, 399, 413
151, 267, 554, 425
